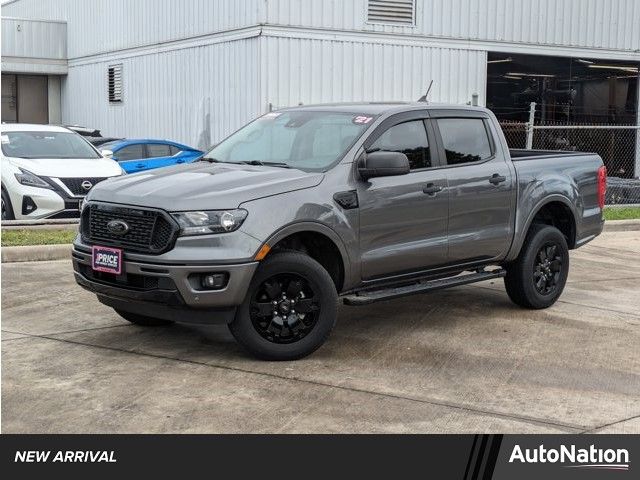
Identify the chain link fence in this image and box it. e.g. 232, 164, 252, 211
499, 120, 640, 205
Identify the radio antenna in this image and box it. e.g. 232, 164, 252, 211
417, 80, 434, 103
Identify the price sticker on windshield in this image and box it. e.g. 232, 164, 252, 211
263, 112, 282, 119
353, 115, 373, 125
1, 135, 9, 144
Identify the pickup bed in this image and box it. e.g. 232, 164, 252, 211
72, 103, 606, 360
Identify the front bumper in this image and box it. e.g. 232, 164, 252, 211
72, 244, 259, 324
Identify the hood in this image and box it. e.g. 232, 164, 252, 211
8, 156, 123, 178
88, 161, 324, 211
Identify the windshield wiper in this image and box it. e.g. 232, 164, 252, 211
199, 157, 222, 163
240, 160, 291, 168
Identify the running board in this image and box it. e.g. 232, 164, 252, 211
342, 269, 506, 306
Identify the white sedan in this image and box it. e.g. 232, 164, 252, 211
1, 124, 124, 220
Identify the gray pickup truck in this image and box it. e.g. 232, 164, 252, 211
72, 103, 606, 360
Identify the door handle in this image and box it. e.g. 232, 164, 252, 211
176, 159, 185, 164
423, 183, 443, 196
489, 174, 507, 185
135, 163, 146, 169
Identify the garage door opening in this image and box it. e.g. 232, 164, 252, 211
487, 53, 639, 178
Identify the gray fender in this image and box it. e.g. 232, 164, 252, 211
264, 221, 354, 290
506, 194, 578, 261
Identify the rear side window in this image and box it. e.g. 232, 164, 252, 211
115, 144, 145, 161
437, 118, 492, 165
169, 145, 182, 156
370, 120, 431, 170
147, 143, 172, 158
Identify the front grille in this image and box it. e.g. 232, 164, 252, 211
59, 177, 108, 196
81, 203, 178, 254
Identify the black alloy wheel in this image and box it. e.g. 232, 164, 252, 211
532, 243, 563, 295
250, 273, 321, 344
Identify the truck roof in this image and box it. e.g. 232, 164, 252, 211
278, 102, 490, 115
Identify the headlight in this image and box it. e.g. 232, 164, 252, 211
172, 209, 248, 236
14, 168, 52, 189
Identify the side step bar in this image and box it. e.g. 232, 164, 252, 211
342, 269, 506, 306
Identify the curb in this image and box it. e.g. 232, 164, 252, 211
604, 219, 640, 232
1, 244, 72, 263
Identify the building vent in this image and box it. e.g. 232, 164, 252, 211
367, 0, 415, 25
108, 64, 123, 103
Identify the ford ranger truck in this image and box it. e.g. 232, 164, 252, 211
72, 103, 606, 360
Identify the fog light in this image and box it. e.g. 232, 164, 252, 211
21, 196, 37, 215
201, 273, 228, 290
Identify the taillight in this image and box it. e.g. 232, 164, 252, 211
597, 165, 607, 210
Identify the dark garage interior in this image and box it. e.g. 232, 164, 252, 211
487, 52, 639, 178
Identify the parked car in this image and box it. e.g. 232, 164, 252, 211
99, 139, 203, 173
63, 125, 122, 147
1, 124, 123, 220
73, 103, 605, 360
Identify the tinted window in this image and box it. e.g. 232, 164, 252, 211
169, 145, 181, 156
437, 118, 492, 165
370, 120, 431, 170
147, 143, 172, 158
115, 144, 145, 161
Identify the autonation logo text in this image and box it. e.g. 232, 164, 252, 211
509, 444, 630, 471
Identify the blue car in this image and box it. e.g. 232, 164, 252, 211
99, 139, 203, 173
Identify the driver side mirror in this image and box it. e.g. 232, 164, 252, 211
358, 150, 410, 181
101, 149, 114, 159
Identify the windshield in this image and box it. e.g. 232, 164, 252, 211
0, 131, 101, 159
204, 111, 376, 171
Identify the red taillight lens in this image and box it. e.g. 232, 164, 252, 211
597, 165, 607, 210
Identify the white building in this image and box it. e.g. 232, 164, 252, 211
2, 0, 639, 174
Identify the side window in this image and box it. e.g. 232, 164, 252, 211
147, 143, 172, 158
114, 144, 145, 161
169, 145, 182, 156
370, 120, 431, 170
437, 118, 493, 165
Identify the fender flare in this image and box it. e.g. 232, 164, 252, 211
508, 194, 577, 260
263, 221, 352, 289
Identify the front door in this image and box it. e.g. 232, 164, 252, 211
358, 114, 449, 280
431, 113, 515, 264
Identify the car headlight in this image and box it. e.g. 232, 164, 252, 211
172, 209, 248, 236
14, 168, 52, 189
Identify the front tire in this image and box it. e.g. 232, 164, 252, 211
2, 189, 15, 221
229, 252, 338, 360
504, 224, 569, 309
114, 309, 174, 326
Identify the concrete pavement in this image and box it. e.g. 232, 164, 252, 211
2, 230, 639, 433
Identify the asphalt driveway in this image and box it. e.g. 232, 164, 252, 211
2, 230, 639, 433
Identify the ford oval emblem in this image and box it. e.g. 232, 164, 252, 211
106, 219, 130, 235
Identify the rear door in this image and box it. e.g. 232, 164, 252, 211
357, 111, 449, 280
146, 142, 179, 169
430, 111, 515, 264
113, 143, 147, 173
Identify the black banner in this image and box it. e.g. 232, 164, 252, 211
0, 434, 636, 478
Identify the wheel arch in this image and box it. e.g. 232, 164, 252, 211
263, 222, 351, 292
510, 195, 577, 259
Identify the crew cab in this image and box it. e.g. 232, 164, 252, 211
72, 103, 606, 360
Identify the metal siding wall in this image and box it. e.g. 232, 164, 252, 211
263, 36, 487, 108
266, 0, 640, 52
1, 18, 66, 60
62, 38, 262, 147
2, 0, 264, 59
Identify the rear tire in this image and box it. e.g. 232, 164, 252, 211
114, 309, 174, 326
229, 252, 338, 360
504, 224, 569, 309
2, 189, 15, 221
